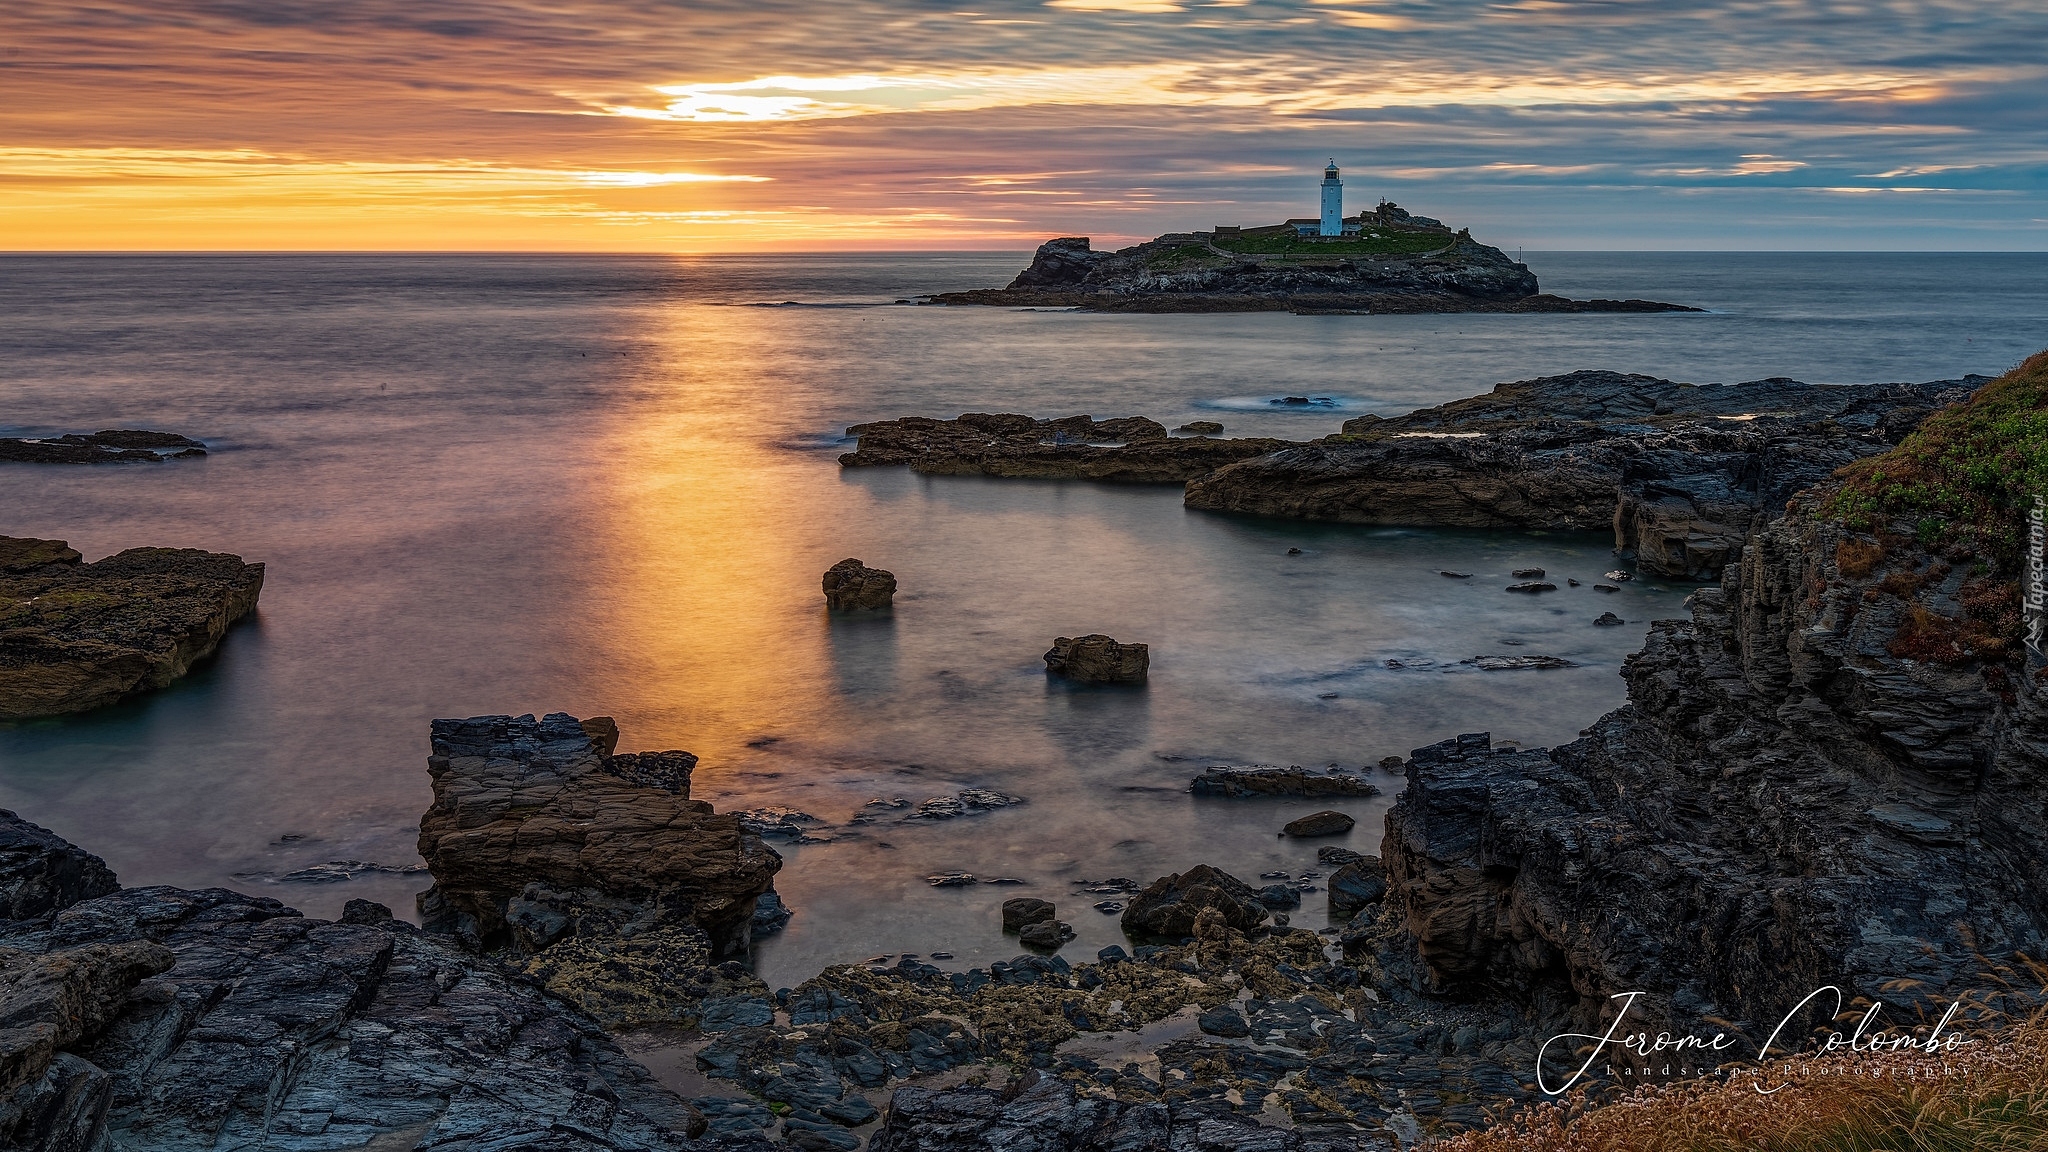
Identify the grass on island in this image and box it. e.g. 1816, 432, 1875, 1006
1213, 229, 1461, 258
1435, 1002, 2048, 1152
1826, 348, 2048, 565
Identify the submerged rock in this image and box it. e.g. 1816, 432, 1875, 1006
1282, 810, 1356, 837
0, 536, 264, 720
823, 557, 896, 611
1044, 634, 1149, 683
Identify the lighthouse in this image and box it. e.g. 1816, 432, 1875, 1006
1319, 159, 1343, 237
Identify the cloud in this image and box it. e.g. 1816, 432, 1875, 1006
0, 0, 2043, 248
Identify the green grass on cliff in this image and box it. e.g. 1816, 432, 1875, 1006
1213, 229, 1459, 257
1827, 349, 2048, 566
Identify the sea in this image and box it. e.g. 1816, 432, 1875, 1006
2, 251, 2043, 990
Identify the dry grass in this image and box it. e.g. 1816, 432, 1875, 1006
1836, 538, 1885, 579
1434, 1006, 2048, 1152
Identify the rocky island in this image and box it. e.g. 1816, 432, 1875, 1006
925, 204, 1697, 315
0, 536, 264, 720
0, 430, 206, 464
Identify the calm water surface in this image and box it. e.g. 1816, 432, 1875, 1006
2, 252, 2043, 988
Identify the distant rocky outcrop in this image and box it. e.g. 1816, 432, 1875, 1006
0, 430, 205, 464
926, 215, 1696, 314
0, 810, 709, 1150
1189, 766, 1381, 798
416, 713, 784, 1024
841, 412, 1297, 483
1044, 635, 1149, 683
823, 557, 897, 611
0, 536, 264, 719
1185, 370, 1984, 579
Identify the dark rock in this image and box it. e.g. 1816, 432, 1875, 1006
1121, 865, 1267, 938
1593, 612, 1625, 626
1281, 811, 1355, 837
1186, 370, 1984, 579
840, 412, 1295, 484
1468, 655, 1574, 670
1017, 921, 1075, 950
415, 713, 781, 1025
0, 430, 205, 465
1510, 568, 1546, 578
1003, 898, 1057, 931
1326, 858, 1387, 919
1593, 583, 1620, 593
1044, 635, 1149, 684
1255, 884, 1301, 910
1176, 421, 1224, 435
823, 558, 896, 611
0, 811, 119, 923
1504, 581, 1557, 593
339, 898, 393, 925
752, 890, 793, 935
0, 537, 265, 720
872, 1074, 1355, 1152
1316, 846, 1365, 866
1188, 767, 1378, 798
1440, 570, 1472, 578
1197, 1005, 1251, 1038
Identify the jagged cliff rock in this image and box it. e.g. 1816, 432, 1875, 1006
0, 811, 709, 1151
1363, 506, 2048, 1034
0, 537, 264, 719
417, 713, 781, 955
841, 412, 1297, 483
1185, 371, 1983, 579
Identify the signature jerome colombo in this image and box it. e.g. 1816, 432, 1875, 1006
1537, 987, 1976, 1095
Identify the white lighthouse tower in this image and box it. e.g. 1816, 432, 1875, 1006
1319, 159, 1343, 237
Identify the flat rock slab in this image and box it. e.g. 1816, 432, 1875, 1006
0, 430, 205, 464
0, 536, 263, 719
1189, 766, 1380, 798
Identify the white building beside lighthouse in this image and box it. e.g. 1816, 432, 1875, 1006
1319, 159, 1343, 236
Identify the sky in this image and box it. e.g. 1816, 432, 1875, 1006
3, 0, 2045, 251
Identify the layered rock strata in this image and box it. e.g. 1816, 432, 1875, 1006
416, 713, 783, 981
1185, 370, 1984, 579
1362, 508, 2048, 1034
840, 413, 1297, 484
0, 536, 264, 719
1044, 635, 1150, 683
0, 811, 710, 1151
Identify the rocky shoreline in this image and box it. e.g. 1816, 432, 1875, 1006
0, 536, 264, 720
5, 355, 2039, 1150
0, 430, 206, 465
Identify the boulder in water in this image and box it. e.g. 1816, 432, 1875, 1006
1282, 810, 1356, 837
1044, 634, 1149, 683
823, 558, 896, 611
1120, 864, 1267, 938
